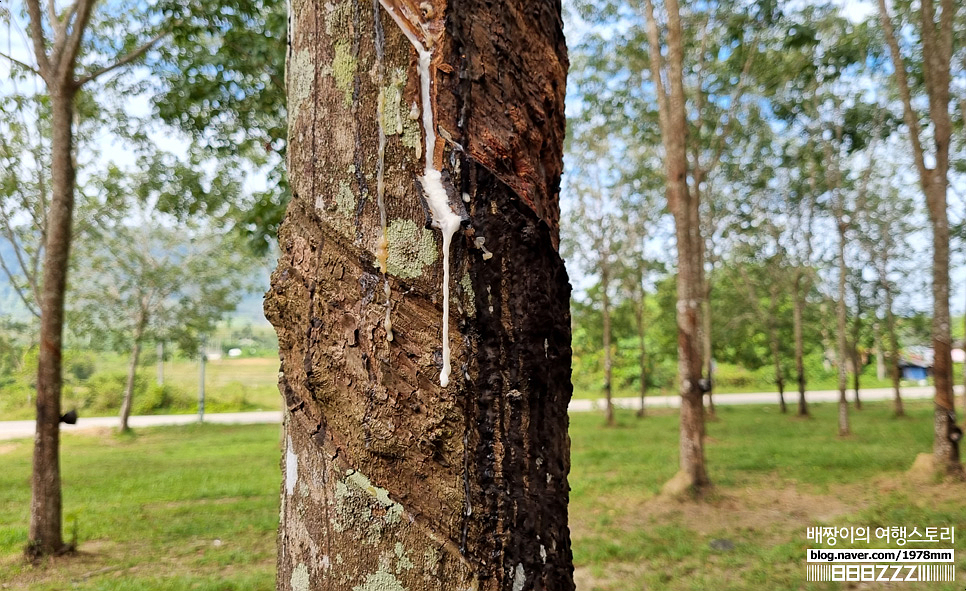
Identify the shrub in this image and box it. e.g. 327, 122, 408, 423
64, 351, 97, 382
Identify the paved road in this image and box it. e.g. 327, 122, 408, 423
0, 385, 955, 441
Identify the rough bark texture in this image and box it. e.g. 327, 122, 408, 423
267, 1, 573, 589
29, 90, 75, 557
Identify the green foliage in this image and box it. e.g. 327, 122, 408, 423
69, 219, 258, 357
64, 351, 97, 382
148, 0, 288, 253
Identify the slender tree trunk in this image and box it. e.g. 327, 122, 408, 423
703, 276, 715, 417
267, 2, 574, 589
643, 0, 709, 493
769, 335, 786, 414
874, 321, 886, 381
602, 262, 614, 426
120, 314, 147, 432
156, 341, 164, 385
878, 0, 960, 476
636, 286, 647, 418
836, 223, 850, 436
926, 178, 960, 474
851, 290, 863, 410
28, 88, 76, 558
119, 340, 143, 432
793, 271, 808, 416
883, 278, 903, 417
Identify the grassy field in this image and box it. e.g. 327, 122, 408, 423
1, 400, 965, 590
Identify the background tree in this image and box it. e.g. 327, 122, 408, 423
2, 0, 188, 556
564, 125, 638, 426
877, 0, 964, 476
265, 1, 574, 589
69, 216, 253, 432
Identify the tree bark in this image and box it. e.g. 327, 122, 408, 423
28, 88, 76, 558
267, 1, 574, 589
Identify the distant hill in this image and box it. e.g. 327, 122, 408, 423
0, 238, 274, 326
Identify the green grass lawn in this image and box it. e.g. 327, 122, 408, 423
1, 400, 965, 590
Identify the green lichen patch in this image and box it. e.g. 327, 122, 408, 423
291, 563, 310, 591
459, 273, 476, 316
287, 49, 314, 127
333, 469, 407, 545
324, 1, 352, 36
352, 570, 406, 591
380, 68, 407, 136
385, 219, 438, 279
382, 86, 403, 136
336, 180, 356, 220
394, 542, 414, 572
346, 470, 404, 525
333, 41, 357, 106
401, 109, 422, 154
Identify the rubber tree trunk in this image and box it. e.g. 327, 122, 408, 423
769, 335, 785, 414
266, 1, 574, 590
883, 280, 903, 417
642, 0, 710, 493
635, 287, 647, 418
601, 261, 614, 426
767, 285, 785, 414
793, 272, 808, 416
925, 179, 960, 475
29, 88, 76, 558
119, 342, 142, 432
835, 223, 850, 436
850, 292, 862, 410
874, 322, 886, 381
702, 278, 715, 417
156, 341, 165, 385
119, 311, 147, 432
